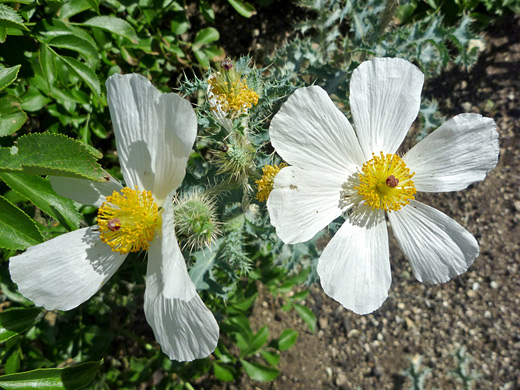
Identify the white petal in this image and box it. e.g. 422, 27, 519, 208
9, 227, 127, 311
49, 175, 122, 207
269, 86, 365, 177
267, 166, 345, 244
403, 114, 499, 192
144, 195, 218, 361
317, 209, 391, 315
350, 58, 424, 159
106, 74, 197, 206
388, 200, 478, 284
148, 195, 196, 301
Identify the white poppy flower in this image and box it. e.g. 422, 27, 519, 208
9, 74, 219, 361
267, 58, 499, 315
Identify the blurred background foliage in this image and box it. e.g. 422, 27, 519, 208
0, 0, 518, 388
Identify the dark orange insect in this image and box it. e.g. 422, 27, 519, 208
107, 218, 121, 232
386, 175, 399, 188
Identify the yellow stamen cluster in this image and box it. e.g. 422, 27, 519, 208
208, 75, 259, 116
255, 163, 287, 202
355, 152, 416, 212
97, 187, 159, 254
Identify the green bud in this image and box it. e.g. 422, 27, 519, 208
173, 192, 220, 251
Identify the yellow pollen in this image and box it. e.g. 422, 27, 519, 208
255, 163, 287, 202
97, 187, 159, 254
355, 152, 417, 212
208, 76, 259, 116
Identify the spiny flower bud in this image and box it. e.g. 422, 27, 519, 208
173, 192, 220, 251
214, 134, 256, 182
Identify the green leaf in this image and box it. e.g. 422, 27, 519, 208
240, 359, 279, 382
294, 304, 316, 333
0, 173, 81, 230
193, 48, 209, 68
242, 325, 269, 357
48, 35, 98, 65
58, 55, 100, 96
5, 348, 21, 374
204, 45, 224, 60
194, 27, 219, 47
229, 292, 257, 313
213, 363, 236, 381
40, 44, 57, 87
60, 0, 96, 20
170, 14, 189, 35
227, 0, 256, 18
260, 350, 280, 366
276, 329, 298, 351
0, 195, 43, 250
82, 16, 138, 43
0, 26, 6, 43
0, 65, 21, 91
0, 133, 106, 181
199, 0, 215, 22
0, 4, 28, 31
85, 0, 99, 14
0, 94, 27, 137
0, 307, 42, 343
0, 361, 101, 389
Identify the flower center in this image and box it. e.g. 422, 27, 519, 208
208, 74, 259, 116
355, 152, 416, 212
97, 187, 159, 254
255, 163, 286, 202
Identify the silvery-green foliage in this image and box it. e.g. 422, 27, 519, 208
403, 355, 433, 390
450, 347, 481, 390
270, 0, 483, 129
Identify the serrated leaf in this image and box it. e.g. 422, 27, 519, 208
227, 0, 256, 18
294, 304, 316, 333
240, 359, 279, 382
242, 325, 269, 357
0, 195, 43, 250
0, 133, 106, 181
0, 26, 6, 43
0, 94, 27, 137
0, 361, 101, 389
48, 35, 98, 65
0, 65, 21, 91
0, 4, 28, 31
58, 55, 100, 96
82, 16, 138, 43
0, 307, 42, 343
194, 27, 219, 47
60, 0, 95, 20
213, 363, 236, 381
0, 173, 81, 230
276, 329, 298, 351
38, 19, 97, 49
39, 43, 57, 87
